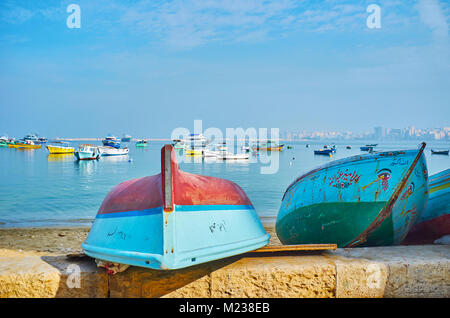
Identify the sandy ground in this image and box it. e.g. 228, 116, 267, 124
0, 223, 281, 255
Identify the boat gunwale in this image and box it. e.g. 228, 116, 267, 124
281, 147, 423, 201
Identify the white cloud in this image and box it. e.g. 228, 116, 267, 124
416, 0, 449, 39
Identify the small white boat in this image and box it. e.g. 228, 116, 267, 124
182, 134, 209, 147
99, 146, 129, 156
241, 145, 251, 153
217, 142, 228, 152
217, 152, 250, 160
75, 144, 100, 160
202, 149, 219, 158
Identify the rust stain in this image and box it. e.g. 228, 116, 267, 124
374, 190, 380, 202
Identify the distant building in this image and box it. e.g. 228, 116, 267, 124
374, 126, 384, 139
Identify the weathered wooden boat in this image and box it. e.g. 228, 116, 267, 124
276, 143, 428, 247
98, 146, 129, 156
82, 144, 270, 270
74, 144, 100, 160
402, 168, 449, 245
431, 149, 449, 155
314, 149, 333, 156
46, 142, 75, 154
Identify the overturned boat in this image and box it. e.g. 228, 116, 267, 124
82, 144, 269, 270
276, 143, 428, 247
402, 168, 450, 245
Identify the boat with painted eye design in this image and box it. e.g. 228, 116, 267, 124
82, 144, 270, 270
276, 142, 428, 247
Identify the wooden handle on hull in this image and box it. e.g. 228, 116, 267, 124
345, 142, 427, 248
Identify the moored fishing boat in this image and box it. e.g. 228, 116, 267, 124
431, 149, 449, 155
24, 134, 38, 142
9, 140, 41, 149
121, 134, 132, 142
102, 134, 121, 148
99, 146, 129, 156
172, 139, 185, 149
242, 144, 251, 152
136, 139, 148, 148
46, 142, 75, 154
185, 148, 203, 156
182, 133, 208, 147
217, 142, 228, 152
402, 168, 450, 245
360, 146, 374, 152
253, 140, 284, 151
74, 144, 100, 160
314, 149, 333, 156
81, 144, 270, 270
217, 152, 250, 160
276, 143, 428, 247
37, 137, 47, 144
202, 149, 219, 158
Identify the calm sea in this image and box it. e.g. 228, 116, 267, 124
0, 140, 448, 228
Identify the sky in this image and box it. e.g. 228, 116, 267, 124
0, 0, 449, 138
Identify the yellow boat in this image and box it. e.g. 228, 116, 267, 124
46, 143, 75, 154
9, 141, 41, 149
185, 149, 203, 155
253, 141, 284, 151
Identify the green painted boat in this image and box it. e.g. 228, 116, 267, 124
136, 140, 148, 148
276, 143, 428, 247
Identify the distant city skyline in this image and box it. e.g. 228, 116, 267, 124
283, 126, 450, 141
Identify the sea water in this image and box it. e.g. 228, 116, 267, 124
0, 140, 448, 227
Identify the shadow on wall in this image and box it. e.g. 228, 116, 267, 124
41, 254, 243, 298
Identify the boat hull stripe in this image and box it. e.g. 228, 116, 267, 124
96, 205, 254, 218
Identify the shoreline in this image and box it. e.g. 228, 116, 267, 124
0, 223, 281, 255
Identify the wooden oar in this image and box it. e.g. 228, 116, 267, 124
251, 243, 337, 253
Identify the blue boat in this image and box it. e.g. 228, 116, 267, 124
102, 134, 121, 149
314, 149, 333, 156
82, 144, 270, 270
402, 168, 450, 244
360, 146, 374, 152
276, 143, 428, 247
